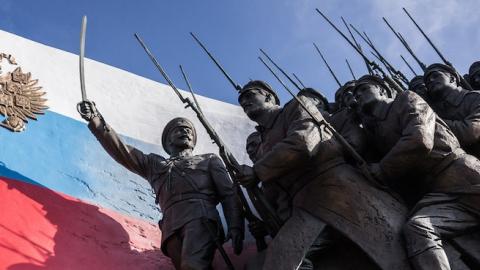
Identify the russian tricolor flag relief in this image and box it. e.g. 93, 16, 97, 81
0, 29, 255, 269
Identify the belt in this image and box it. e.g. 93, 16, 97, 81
160, 192, 215, 212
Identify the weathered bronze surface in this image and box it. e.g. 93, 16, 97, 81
237, 81, 410, 270
353, 76, 480, 270
78, 101, 244, 270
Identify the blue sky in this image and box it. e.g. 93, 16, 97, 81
1, 0, 479, 105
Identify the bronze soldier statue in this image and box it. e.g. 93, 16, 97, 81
246, 131, 262, 163
467, 61, 480, 90
424, 63, 480, 158
245, 129, 325, 270
77, 102, 244, 270
328, 81, 369, 157
246, 131, 290, 222
296, 87, 330, 114
236, 80, 409, 270
408, 75, 428, 101
352, 75, 480, 270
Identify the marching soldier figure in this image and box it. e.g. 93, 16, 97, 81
424, 63, 480, 158
77, 102, 244, 270
352, 75, 480, 270
467, 61, 480, 90
329, 81, 369, 158
296, 87, 330, 114
408, 75, 428, 102
237, 80, 409, 270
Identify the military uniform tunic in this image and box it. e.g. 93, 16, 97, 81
328, 107, 369, 159
253, 96, 410, 270
88, 117, 243, 269
359, 91, 480, 270
429, 88, 480, 158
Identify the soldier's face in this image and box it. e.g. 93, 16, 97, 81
168, 126, 195, 150
425, 70, 455, 95
472, 72, 480, 89
353, 84, 383, 115
246, 135, 261, 162
342, 90, 355, 109
239, 90, 273, 120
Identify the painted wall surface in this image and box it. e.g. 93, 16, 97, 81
0, 29, 257, 269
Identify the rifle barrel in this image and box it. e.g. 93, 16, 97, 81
345, 59, 356, 80
179, 65, 204, 115
315, 9, 386, 78
350, 24, 408, 84
292, 73, 306, 88
259, 49, 302, 90
382, 17, 427, 72
400, 55, 417, 76
134, 34, 186, 103
402, 8, 449, 65
402, 8, 473, 90
313, 43, 342, 87
190, 32, 242, 91
341, 16, 373, 75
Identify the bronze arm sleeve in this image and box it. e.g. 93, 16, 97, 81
209, 155, 244, 233
87, 116, 160, 180
380, 94, 435, 179
254, 98, 319, 182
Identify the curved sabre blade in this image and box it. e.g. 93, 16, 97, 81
79, 15, 87, 101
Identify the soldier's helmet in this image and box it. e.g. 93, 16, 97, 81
161, 117, 197, 154
408, 75, 424, 90
354, 75, 393, 98
335, 80, 356, 104
469, 61, 480, 77
298, 87, 330, 112
424, 63, 460, 85
238, 80, 280, 105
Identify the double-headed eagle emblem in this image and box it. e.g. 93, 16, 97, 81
0, 53, 48, 132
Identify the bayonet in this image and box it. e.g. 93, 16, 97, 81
313, 42, 342, 87
345, 59, 356, 80
382, 17, 427, 72
400, 55, 418, 76
141, 33, 282, 242
259, 49, 302, 91
292, 73, 306, 88
350, 24, 409, 85
371, 51, 395, 78
403, 8, 449, 65
315, 9, 383, 75
315, 9, 403, 93
190, 32, 242, 91
341, 16, 373, 75
402, 8, 473, 90
179, 65, 204, 115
